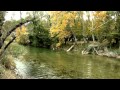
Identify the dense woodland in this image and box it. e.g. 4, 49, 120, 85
0, 11, 120, 79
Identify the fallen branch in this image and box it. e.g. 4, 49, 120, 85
66, 44, 75, 52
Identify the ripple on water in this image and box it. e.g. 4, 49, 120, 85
32, 63, 61, 79
14, 59, 61, 79
14, 58, 30, 79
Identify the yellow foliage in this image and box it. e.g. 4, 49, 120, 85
92, 11, 107, 33
16, 25, 29, 44
93, 11, 106, 20
78, 22, 81, 26
16, 25, 28, 36
56, 42, 62, 48
49, 11, 77, 37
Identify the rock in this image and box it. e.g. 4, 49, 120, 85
116, 56, 120, 59
98, 53, 103, 56
98, 50, 104, 53
105, 52, 115, 58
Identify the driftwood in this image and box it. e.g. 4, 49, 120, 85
82, 43, 99, 55
81, 43, 120, 59
66, 44, 75, 52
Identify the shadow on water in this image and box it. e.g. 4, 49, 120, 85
9, 43, 120, 79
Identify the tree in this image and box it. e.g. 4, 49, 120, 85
16, 25, 29, 45
27, 11, 52, 48
0, 11, 33, 57
49, 11, 77, 48
91, 11, 107, 42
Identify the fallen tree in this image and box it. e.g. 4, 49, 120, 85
81, 40, 120, 59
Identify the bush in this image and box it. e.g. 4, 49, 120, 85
16, 25, 30, 45
29, 24, 52, 48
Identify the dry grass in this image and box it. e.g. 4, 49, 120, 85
0, 55, 17, 79
2, 55, 16, 70
1, 70, 17, 79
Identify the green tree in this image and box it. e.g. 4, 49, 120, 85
27, 11, 52, 48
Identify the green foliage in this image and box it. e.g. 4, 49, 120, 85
28, 19, 52, 48
0, 11, 6, 29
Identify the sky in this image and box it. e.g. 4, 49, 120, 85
5, 11, 93, 21
5, 11, 48, 21
5, 11, 28, 21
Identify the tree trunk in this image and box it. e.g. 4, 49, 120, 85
119, 41, 120, 50
0, 36, 16, 57
91, 18, 95, 42
92, 34, 95, 42
0, 19, 33, 57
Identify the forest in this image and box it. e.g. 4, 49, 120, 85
0, 11, 120, 79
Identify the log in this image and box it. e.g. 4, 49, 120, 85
66, 44, 75, 52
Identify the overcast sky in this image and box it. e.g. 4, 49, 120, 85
5, 11, 93, 21
5, 11, 28, 21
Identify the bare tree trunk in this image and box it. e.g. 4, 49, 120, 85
92, 34, 95, 42
82, 12, 87, 43
119, 41, 120, 50
91, 19, 95, 42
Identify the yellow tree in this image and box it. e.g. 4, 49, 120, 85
49, 11, 77, 48
91, 11, 107, 42
16, 25, 29, 44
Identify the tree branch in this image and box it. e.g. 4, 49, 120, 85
0, 19, 33, 49
3, 19, 32, 43
4, 36, 16, 51
0, 36, 16, 57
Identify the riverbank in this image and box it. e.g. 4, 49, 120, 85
0, 64, 18, 79
62, 41, 120, 60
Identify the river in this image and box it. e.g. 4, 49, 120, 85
7, 43, 120, 79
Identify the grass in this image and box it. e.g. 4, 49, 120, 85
1, 69, 17, 79
1, 55, 16, 70
0, 64, 17, 79
0, 54, 17, 79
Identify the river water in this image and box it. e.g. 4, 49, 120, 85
8, 43, 120, 79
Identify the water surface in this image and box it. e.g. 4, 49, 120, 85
9, 43, 120, 79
